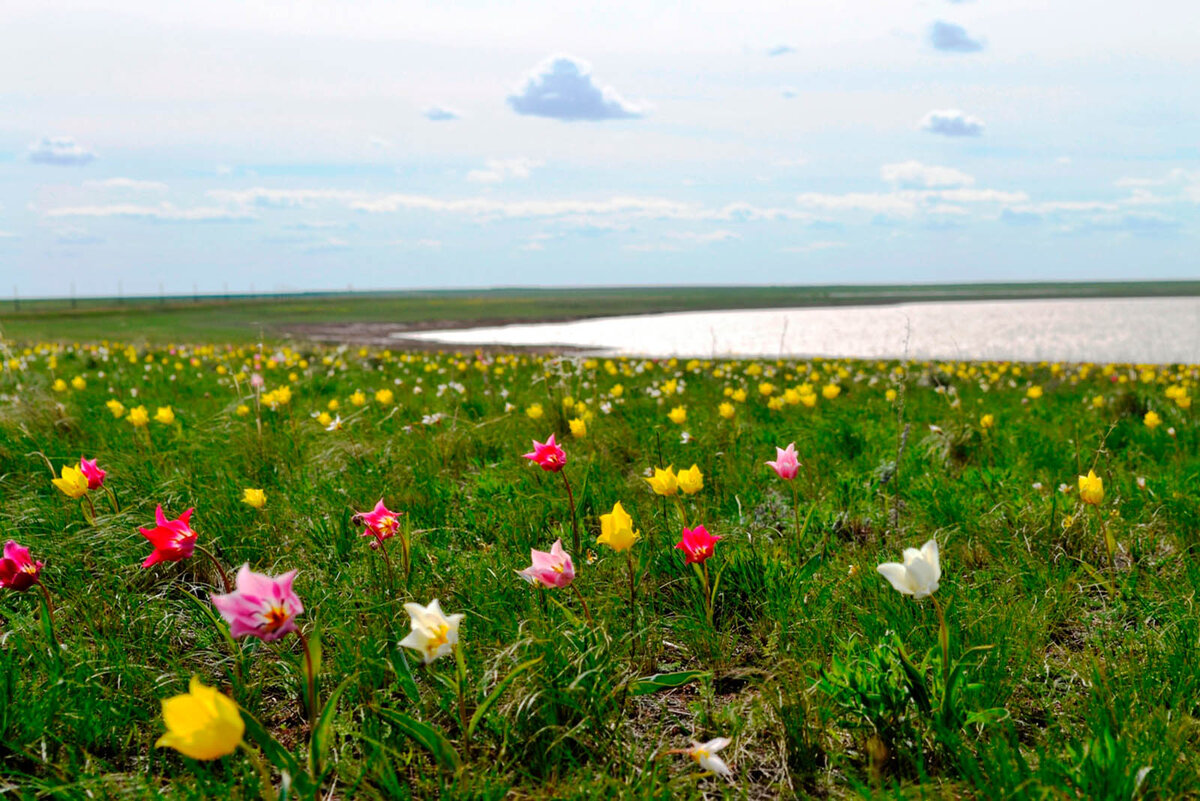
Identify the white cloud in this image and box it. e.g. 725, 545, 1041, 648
929, 21, 983, 52
796, 192, 919, 216
507, 55, 645, 121
920, 109, 985, 137
424, 105, 460, 121
301, 237, 350, 252
881, 160, 974, 189
208, 188, 361, 208
666, 229, 740, 244
781, 87, 798, 99
44, 203, 255, 221
781, 240, 846, 253
82, 178, 169, 193
466, 158, 543, 183
937, 188, 1027, 204
623, 243, 683, 252
369, 136, 393, 149
0, 231, 17, 239
774, 157, 809, 167
28, 136, 97, 166
766, 44, 796, 57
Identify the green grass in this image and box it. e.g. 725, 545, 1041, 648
3, 280, 1199, 343
1, 337, 1198, 799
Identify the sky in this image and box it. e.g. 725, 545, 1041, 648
1, 0, 1199, 297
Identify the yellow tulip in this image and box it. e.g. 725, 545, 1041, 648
718, 402, 735, 419
678, 464, 704, 495
155, 676, 244, 760
1144, 411, 1162, 430
375, 388, 394, 405
980, 413, 995, 430
70, 376, 87, 390
1026, 386, 1044, 399
350, 390, 367, 406
822, 384, 841, 400
667, 406, 687, 425
1078, 470, 1104, 506
598, 501, 640, 552
645, 466, 679, 496
128, 405, 150, 427
52, 465, 89, 499
568, 417, 587, 438
155, 406, 176, 425
525, 403, 544, 420
106, 399, 126, 418
242, 488, 267, 509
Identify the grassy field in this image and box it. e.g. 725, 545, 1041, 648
3, 280, 1199, 343
1, 330, 1198, 798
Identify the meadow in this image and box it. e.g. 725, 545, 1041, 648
1, 335, 1198, 799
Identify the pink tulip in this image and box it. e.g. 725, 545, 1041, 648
79, 457, 107, 489
676, 525, 721, 565
139, 506, 198, 568
766, 443, 800, 480
522, 434, 566, 472
0, 540, 44, 592
517, 539, 576, 588
356, 499, 401, 548
212, 564, 303, 642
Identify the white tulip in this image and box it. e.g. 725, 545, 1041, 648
686, 737, 733, 777
398, 599, 464, 664
876, 539, 940, 599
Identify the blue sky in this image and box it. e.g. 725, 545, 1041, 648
1, 0, 1198, 297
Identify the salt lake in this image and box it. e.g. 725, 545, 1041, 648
400, 297, 1200, 363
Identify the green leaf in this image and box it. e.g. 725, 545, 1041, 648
309, 672, 356, 778
377, 708, 461, 772
628, 670, 711, 697
965, 707, 1010, 727
392, 646, 421, 705
468, 656, 542, 738
181, 589, 238, 658
306, 629, 323, 689
896, 646, 932, 715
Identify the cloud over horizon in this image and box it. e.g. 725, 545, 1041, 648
507, 55, 645, 121
28, 137, 97, 166
920, 109, 985, 137
929, 21, 984, 52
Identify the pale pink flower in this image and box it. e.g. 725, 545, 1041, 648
766, 443, 800, 480
517, 539, 575, 588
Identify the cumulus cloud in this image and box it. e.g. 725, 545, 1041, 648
666, 230, 741, 244
82, 178, 169, 193
881, 160, 974, 189
920, 109, 985, 137
781, 241, 847, 253
44, 203, 255, 222
796, 192, 919, 217
507, 55, 645, 121
466, 158, 543, 184
929, 21, 983, 53
424, 106, 460, 121
766, 44, 796, 57
28, 136, 96, 166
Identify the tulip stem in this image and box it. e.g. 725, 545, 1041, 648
195, 544, 233, 594
104, 484, 119, 514
453, 644, 471, 760
930, 595, 950, 705
569, 583, 595, 626
790, 482, 802, 545
560, 471, 581, 556
82, 493, 97, 523
673, 497, 690, 530
37, 581, 61, 653
376, 537, 397, 597
626, 552, 638, 659
296, 628, 317, 733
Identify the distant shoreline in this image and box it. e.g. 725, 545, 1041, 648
3, 280, 1200, 345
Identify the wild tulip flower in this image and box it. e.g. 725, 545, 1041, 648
140, 506, 198, 568
358, 499, 401, 542
79, 457, 106, 489
106, 398, 126, 418
51, 464, 90, 499
668, 406, 687, 425
399, 599, 464, 664
676, 525, 721, 565
678, 464, 704, 495
518, 539, 576, 588
212, 564, 303, 642
822, 384, 841, 400
156, 676, 245, 760
0, 540, 43, 592
1078, 470, 1104, 506
718, 401, 735, 419
598, 502, 640, 552
1144, 410, 1162, 430
522, 434, 566, 472
155, 406, 176, 425
128, 405, 150, 427
681, 737, 733, 778
568, 417, 587, 438
645, 466, 679, 496
242, 488, 266, 509
876, 539, 940, 599
766, 443, 800, 480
